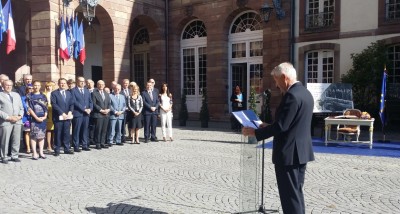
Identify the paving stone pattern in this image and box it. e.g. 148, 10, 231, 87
0, 123, 399, 214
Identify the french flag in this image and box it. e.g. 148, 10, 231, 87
59, 16, 69, 60
78, 21, 86, 64
2, 0, 15, 54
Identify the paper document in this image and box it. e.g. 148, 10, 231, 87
59, 115, 73, 120
232, 110, 262, 129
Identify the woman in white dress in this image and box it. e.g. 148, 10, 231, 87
159, 83, 173, 142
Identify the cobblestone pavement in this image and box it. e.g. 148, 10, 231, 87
0, 121, 399, 214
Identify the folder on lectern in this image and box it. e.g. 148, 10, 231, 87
232, 110, 262, 129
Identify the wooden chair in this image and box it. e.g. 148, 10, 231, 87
336, 109, 362, 141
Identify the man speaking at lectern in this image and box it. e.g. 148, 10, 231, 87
242, 62, 314, 214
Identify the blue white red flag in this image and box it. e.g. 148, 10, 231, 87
78, 21, 86, 65
59, 16, 69, 60
2, 0, 15, 54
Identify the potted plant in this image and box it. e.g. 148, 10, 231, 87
179, 90, 188, 126
199, 88, 209, 128
248, 87, 257, 115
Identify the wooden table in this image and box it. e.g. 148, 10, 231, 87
324, 117, 375, 149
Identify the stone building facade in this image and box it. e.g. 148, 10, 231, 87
2, 0, 400, 122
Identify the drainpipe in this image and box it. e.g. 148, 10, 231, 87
165, 0, 169, 83
290, 0, 295, 66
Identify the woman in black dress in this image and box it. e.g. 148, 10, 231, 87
230, 85, 246, 130
27, 81, 48, 160
127, 85, 143, 144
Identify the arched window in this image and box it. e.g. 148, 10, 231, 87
181, 20, 207, 112
133, 28, 149, 45
182, 20, 207, 39
132, 28, 150, 89
231, 12, 262, 34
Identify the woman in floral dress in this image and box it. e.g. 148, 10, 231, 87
27, 81, 48, 160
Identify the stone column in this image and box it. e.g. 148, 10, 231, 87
30, 0, 76, 82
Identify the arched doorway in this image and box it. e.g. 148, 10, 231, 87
228, 11, 264, 113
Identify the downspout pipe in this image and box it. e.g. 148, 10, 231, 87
290, 0, 295, 66
165, 0, 169, 83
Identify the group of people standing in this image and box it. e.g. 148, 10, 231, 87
0, 73, 174, 163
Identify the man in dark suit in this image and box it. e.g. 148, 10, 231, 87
142, 81, 159, 143
17, 74, 33, 96
243, 62, 315, 214
51, 78, 75, 156
86, 79, 96, 145
71, 77, 93, 152
91, 80, 111, 149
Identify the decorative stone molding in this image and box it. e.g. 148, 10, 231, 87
185, 5, 193, 17
236, 0, 248, 8
143, 3, 150, 15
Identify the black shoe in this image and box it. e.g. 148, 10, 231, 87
100, 144, 109, 149
11, 158, 21, 162
144, 139, 149, 143
116, 143, 124, 146
108, 144, 113, 147
82, 148, 91, 151
64, 150, 74, 154
74, 149, 81, 153
150, 138, 159, 142
2, 159, 8, 164
95, 145, 102, 150
53, 152, 60, 156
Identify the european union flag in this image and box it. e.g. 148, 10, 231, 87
379, 68, 387, 126
0, 1, 5, 43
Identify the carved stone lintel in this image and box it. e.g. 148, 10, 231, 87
143, 3, 149, 15
185, 5, 193, 17
133, 18, 139, 26
236, 0, 249, 8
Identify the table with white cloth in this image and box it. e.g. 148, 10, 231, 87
324, 117, 375, 149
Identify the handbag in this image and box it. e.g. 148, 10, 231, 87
234, 102, 242, 108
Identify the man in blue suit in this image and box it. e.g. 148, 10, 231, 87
71, 77, 93, 152
51, 78, 75, 156
243, 62, 315, 214
108, 84, 126, 146
142, 81, 159, 143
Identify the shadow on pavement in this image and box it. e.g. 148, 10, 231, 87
86, 202, 168, 214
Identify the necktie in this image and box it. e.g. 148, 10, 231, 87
8, 93, 13, 103
125, 89, 128, 96
80, 88, 84, 95
62, 91, 66, 101
101, 91, 105, 100
149, 91, 153, 100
